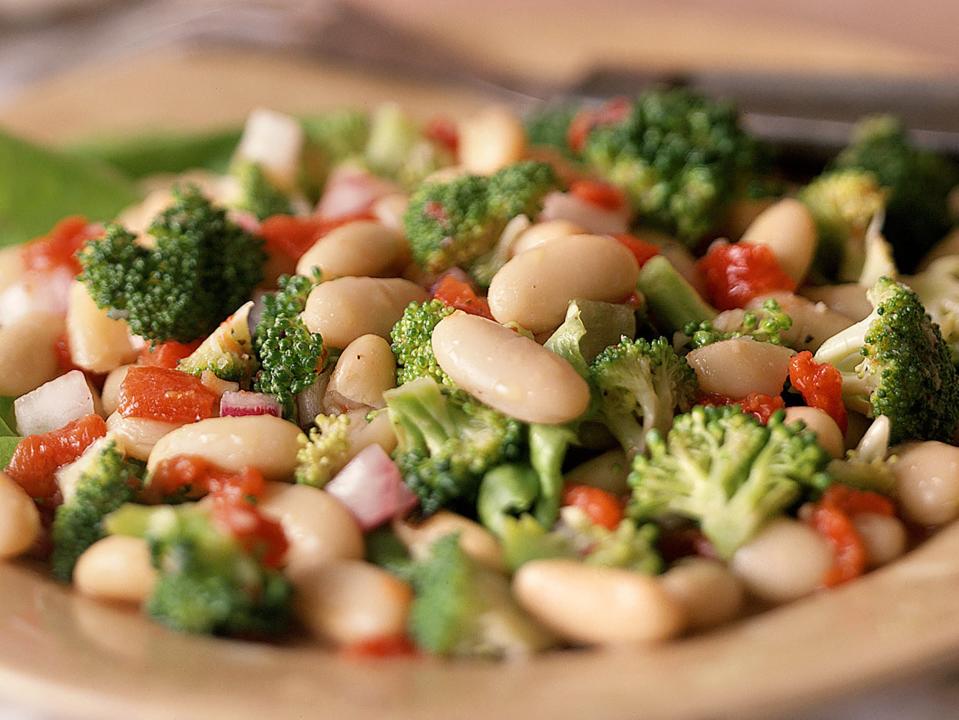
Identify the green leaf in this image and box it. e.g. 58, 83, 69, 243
0, 397, 16, 436
0, 436, 20, 468
0, 129, 141, 247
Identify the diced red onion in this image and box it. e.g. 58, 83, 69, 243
219, 390, 281, 418
325, 445, 418, 530
14, 370, 96, 437
316, 165, 402, 220
539, 191, 629, 235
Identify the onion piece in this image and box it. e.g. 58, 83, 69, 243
325, 445, 418, 531
15, 370, 97, 437
219, 390, 281, 418
539, 191, 629, 235
316, 165, 401, 220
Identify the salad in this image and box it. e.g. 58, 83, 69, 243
1, 90, 958, 657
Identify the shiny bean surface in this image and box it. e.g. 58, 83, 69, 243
325, 334, 396, 410
66, 281, 138, 373
853, 512, 907, 568
393, 511, 505, 571
740, 199, 817, 283
296, 221, 405, 280
0, 472, 40, 559
893, 441, 959, 526
686, 338, 794, 398
509, 219, 585, 257
660, 558, 744, 631
749, 292, 853, 352
783, 407, 844, 458
106, 413, 180, 462
101, 365, 132, 416
800, 284, 872, 322
0, 312, 64, 396
74, 536, 157, 604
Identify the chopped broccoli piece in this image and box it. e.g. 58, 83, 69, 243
904, 255, 959, 357
177, 300, 257, 382
834, 115, 959, 273
524, 104, 579, 158
582, 89, 761, 244
544, 298, 638, 377
813, 276, 959, 443
390, 300, 455, 386
253, 272, 325, 418
232, 161, 293, 220
827, 452, 897, 496
384, 378, 523, 515
637, 255, 717, 334
295, 413, 351, 487
858, 213, 898, 287
51, 440, 145, 581
78, 185, 266, 343
679, 298, 792, 350
590, 336, 697, 457
364, 103, 453, 188
365, 526, 416, 582
486, 160, 561, 219
629, 405, 831, 559
408, 533, 556, 657
107, 503, 292, 637
477, 463, 541, 536
527, 423, 577, 528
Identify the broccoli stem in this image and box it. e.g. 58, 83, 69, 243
637, 256, 716, 334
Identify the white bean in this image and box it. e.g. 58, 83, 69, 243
488, 234, 639, 334
564, 450, 630, 495
259, 483, 364, 582
731, 518, 833, 604
74, 536, 156, 603
853, 512, 907, 568
393, 511, 505, 571
784, 407, 844, 458
513, 560, 686, 645
295, 560, 413, 646
0, 472, 40, 559
302, 277, 427, 349
749, 292, 854, 352
296, 221, 406, 280
147, 415, 302, 481
0, 246, 25, 293
325, 334, 396, 411
106, 413, 180, 462
458, 106, 526, 175
660, 558, 744, 631
686, 338, 794, 398
0, 312, 64, 397
800, 284, 872, 322
66, 281, 137, 373
432, 312, 590, 424
510, 219, 585, 257
722, 197, 777, 240
893, 441, 959, 526
101, 365, 132, 416
343, 408, 398, 458
740, 199, 817, 283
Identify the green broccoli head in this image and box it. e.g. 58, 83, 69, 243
582, 89, 760, 244
408, 533, 556, 657
390, 299, 455, 386
384, 378, 523, 515
590, 336, 698, 457
232, 161, 293, 220
835, 115, 959, 273
51, 440, 145, 581
524, 104, 579, 158
253, 272, 325, 418
294, 413, 352, 487
904, 255, 959, 357
78, 185, 266, 343
799, 168, 888, 282
178, 300, 258, 382
680, 298, 793, 350
486, 160, 561, 219
629, 405, 831, 559
107, 503, 292, 637
813, 276, 959, 443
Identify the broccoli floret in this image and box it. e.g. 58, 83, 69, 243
106, 503, 292, 636
637, 255, 717, 334
294, 413, 351, 487
629, 405, 831, 559
408, 533, 556, 657
590, 336, 697, 457
799, 168, 888, 282
51, 440, 145, 581
486, 161, 561, 219
232, 161, 293, 220
524, 104, 579, 158
78, 185, 266, 343
813, 276, 959, 443
582, 89, 760, 244
680, 298, 792, 350
834, 115, 959, 272
390, 300, 455, 386
826, 414, 896, 495
384, 378, 523, 515
904, 255, 959, 357
253, 272, 325, 418
177, 300, 258, 382
364, 103, 454, 188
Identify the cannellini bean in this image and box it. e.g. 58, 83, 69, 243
393, 511, 505, 571
853, 513, 907, 568
660, 558, 744, 631
372, 193, 409, 233
325, 335, 396, 411
784, 407, 844, 458
296, 221, 406, 280
0, 472, 41, 559
101, 365, 132, 416
295, 560, 413, 646
740, 199, 817, 283
344, 408, 398, 458
722, 197, 777, 240
66, 281, 138, 373
302, 277, 427, 349
513, 560, 686, 645
432, 312, 590, 424
74, 536, 156, 603
510, 219, 585, 257
259, 483, 363, 582
488, 234, 639, 334
731, 518, 833, 604
147, 415, 302, 481
458, 106, 526, 175
686, 338, 794, 398
0, 246, 25, 292
749, 292, 854, 352
0, 312, 64, 396
563, 450, 630, 495
893, 441, 959, 526
106, 413, 180, 462
800, 284, 871, 322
